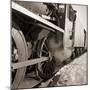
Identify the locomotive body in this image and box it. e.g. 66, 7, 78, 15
11, 1, 87, 89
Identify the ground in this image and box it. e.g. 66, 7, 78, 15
40, 52, 88, 87
18, 53, 87, 89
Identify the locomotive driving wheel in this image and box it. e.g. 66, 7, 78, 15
11, 27, 28, 89
37, 37, 56, 80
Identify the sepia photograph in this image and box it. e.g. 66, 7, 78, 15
11, 0, 88, 89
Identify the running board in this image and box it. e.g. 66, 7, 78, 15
12, 57, 49, 69
12, 1, 64, 33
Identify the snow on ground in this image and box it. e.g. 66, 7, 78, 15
49, 52, 88, 87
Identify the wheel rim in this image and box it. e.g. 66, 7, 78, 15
11, 28, 28, 89
12, 38, 18, 83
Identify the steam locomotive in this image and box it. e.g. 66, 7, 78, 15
11, 1, 87, 89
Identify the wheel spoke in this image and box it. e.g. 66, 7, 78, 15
44, 42, 48, 51
42, 49, 49, 55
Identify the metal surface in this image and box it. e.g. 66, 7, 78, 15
12, 1, 64, 33
63, 5, 73, 60
63, 5, 73, 48
12, 57, 49, 69
74, 17, 85, 47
